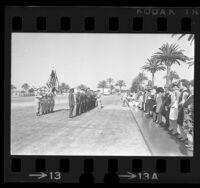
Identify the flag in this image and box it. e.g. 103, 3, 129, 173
46, 69, 59, 91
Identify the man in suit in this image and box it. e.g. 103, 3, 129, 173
76, 87, 81, 116
68, 88, 75, 118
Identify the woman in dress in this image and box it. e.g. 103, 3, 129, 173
169, 84, 180, 134
138, 91, 144, 109
155, 87, 164, 124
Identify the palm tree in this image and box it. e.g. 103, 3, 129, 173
21, 83, 30, 93
142, 57, 165, 86
187, 57, 194, 68
163, 70, 180, 85
153, 43, 189, 87
107, 78, 114, 94
115, 80, 126, 92
97, 80, 107, 94
130, 73, 147, 92
172, 34, 194, 45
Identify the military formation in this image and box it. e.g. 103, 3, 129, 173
68, 87, 98, 118
35, 87, 56, 116
35, 85, 100, 118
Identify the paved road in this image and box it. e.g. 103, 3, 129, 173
11, 95, 151, 156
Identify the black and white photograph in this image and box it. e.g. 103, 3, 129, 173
11, 33, 194, 156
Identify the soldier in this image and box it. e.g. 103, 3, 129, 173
91, 90, 97, 109
68, 88, 75, 118
83, 90, 87, 113
35, 88, 42, 116
44, 87, 49, 114
40, 88, 45, 115
85, 88, 90, 111
80, 89, 84, 114
76, 88, 81, 116
85, 89, 90, 112
97, 90, 103, 109
50, 87, 56, 112
43, 93, 48, 114
46, 94, 50, 114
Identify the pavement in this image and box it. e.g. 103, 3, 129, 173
129, 106, 193, 156
11, 95, 151, 156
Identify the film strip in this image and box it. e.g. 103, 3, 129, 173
4, 6, 200, 183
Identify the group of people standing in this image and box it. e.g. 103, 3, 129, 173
35, 87, 56, 116
68, 87, 100, 118
134, 79, 194, 152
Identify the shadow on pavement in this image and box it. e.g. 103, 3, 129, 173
129, 106, 192, 156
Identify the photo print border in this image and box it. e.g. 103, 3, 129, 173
4, 6, 200, 183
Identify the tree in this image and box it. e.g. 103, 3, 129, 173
97, 80, 107, 94
11, 84, 16, 90
77, 84, 88, 90
115, 80, 126, 92
153, 43, 189, 87
137, 72, 148, 84
28, 88, 35, 93
107, 78, 114, 94
21, 83, 30, 92
163, 70, 180, 85
142, 57, 165, 86
59, 82, 70, 93
187, 57, 194, 68
130, 72, 148, 93
172, 34, 194, 45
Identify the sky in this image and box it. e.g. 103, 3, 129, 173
11, 33, 194, 91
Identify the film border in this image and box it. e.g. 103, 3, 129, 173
4, 6, 200, 183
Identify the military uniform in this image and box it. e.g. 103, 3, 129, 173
68, 89, 75, 118
83, 92, 87, 113
35, 89, 42, 116
50, 92, 56, 112
80, 91, 84, 114
40, 95, 45, 114
76, 91, 81, 116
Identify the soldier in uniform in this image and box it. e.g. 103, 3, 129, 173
50, 87, 56, 112
68, 88, 75, 118
43, 92, 48, 114
79, 89, 84, 114
40, 88, 45, 115
81, 90, 85, 113
86, 89, 90, 112
35, 88, 42, 116
97, 90, 103, 109
92, 90, 97, 109
85, 88, 90, 111
76, 88, 81, 116
47, 93, 50, 113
